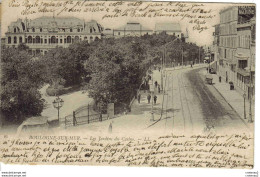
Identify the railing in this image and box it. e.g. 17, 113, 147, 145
65, 104, 111, 128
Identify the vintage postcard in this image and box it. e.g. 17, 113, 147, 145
0, 0, 256, 169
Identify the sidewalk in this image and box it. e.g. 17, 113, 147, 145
204, 70, 255, 128
131, 69, 164, 123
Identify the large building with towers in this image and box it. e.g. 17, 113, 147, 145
4, 17, 103, 55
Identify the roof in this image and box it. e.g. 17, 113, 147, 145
114, 22, 152, 31
29, 16, 84, 28
155, 23, 181, 32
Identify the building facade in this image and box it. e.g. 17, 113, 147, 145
5, 17, 103, 55
113, 22, 153, 38
215, 5, 255, 100
235, 6, 255, 98
218, 6, 238, 83
154, 23, 182, 38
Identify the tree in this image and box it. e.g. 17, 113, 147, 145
85, 37, 146, 111
1, 47, 45, 122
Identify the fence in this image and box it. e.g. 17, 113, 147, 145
65, 104, 104, 128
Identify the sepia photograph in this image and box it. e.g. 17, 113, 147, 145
0, 0, 258, 175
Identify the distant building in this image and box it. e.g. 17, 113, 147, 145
154, 23, 182, 38
5, 17, 103, 55
102, 28, 114, 38
113, 22, 153, 38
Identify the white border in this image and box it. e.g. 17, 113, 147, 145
1, 0, 259, 176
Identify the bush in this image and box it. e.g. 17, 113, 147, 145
46, 85, 80, 96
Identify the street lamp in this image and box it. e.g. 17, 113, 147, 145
52, 96, 64, 122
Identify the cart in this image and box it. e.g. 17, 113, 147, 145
205, 74, 213, 85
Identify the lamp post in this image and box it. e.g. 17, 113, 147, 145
52, 96, 64, 122
161, 38, 178, 89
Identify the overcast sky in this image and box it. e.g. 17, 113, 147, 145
1, 1, 236, 46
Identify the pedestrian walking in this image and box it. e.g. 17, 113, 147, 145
137, 93, 141, 103
147, 94, 151, 104
154, 95, 157, 104
154, 81, 158, 88
108, 121, 113, 133
158, 84, 161, 93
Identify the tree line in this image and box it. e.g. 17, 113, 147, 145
0, 33, 204, 123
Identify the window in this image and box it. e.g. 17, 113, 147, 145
224, 49, 227, 58
67, 36, 71, 43
60, 39, 63, 43
14, 37, 17, 44
238, 60, 247, 69
118, 32, 120, 35
40, 28, 42, 32
8, 37, 11, 44
90, 29, 93, 33
32, 28, 35, 32
70, 28, 73, 32
77, 28, 80, 32
19, 37, 22, 43
51, 36, 56, 44
44, 39, 47, 44
14, 28, 16, 33
35, 36, 41, 44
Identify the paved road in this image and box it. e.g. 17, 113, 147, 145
150, 66, 249, 134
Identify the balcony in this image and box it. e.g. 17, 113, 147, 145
237, 21, 251, 28
237, 67, 250, 77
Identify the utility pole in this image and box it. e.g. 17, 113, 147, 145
161, 49, 164, 91
150, 58, 154, 121
182, 47, 184, 67
199, 47, 200, 64
243, 92, 246, 119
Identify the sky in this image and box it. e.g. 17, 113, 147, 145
0, 0, 240, 46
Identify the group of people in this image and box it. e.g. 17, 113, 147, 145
146, 94, 157, 104
137, 79, 160, 105
137, 92, 157, 104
